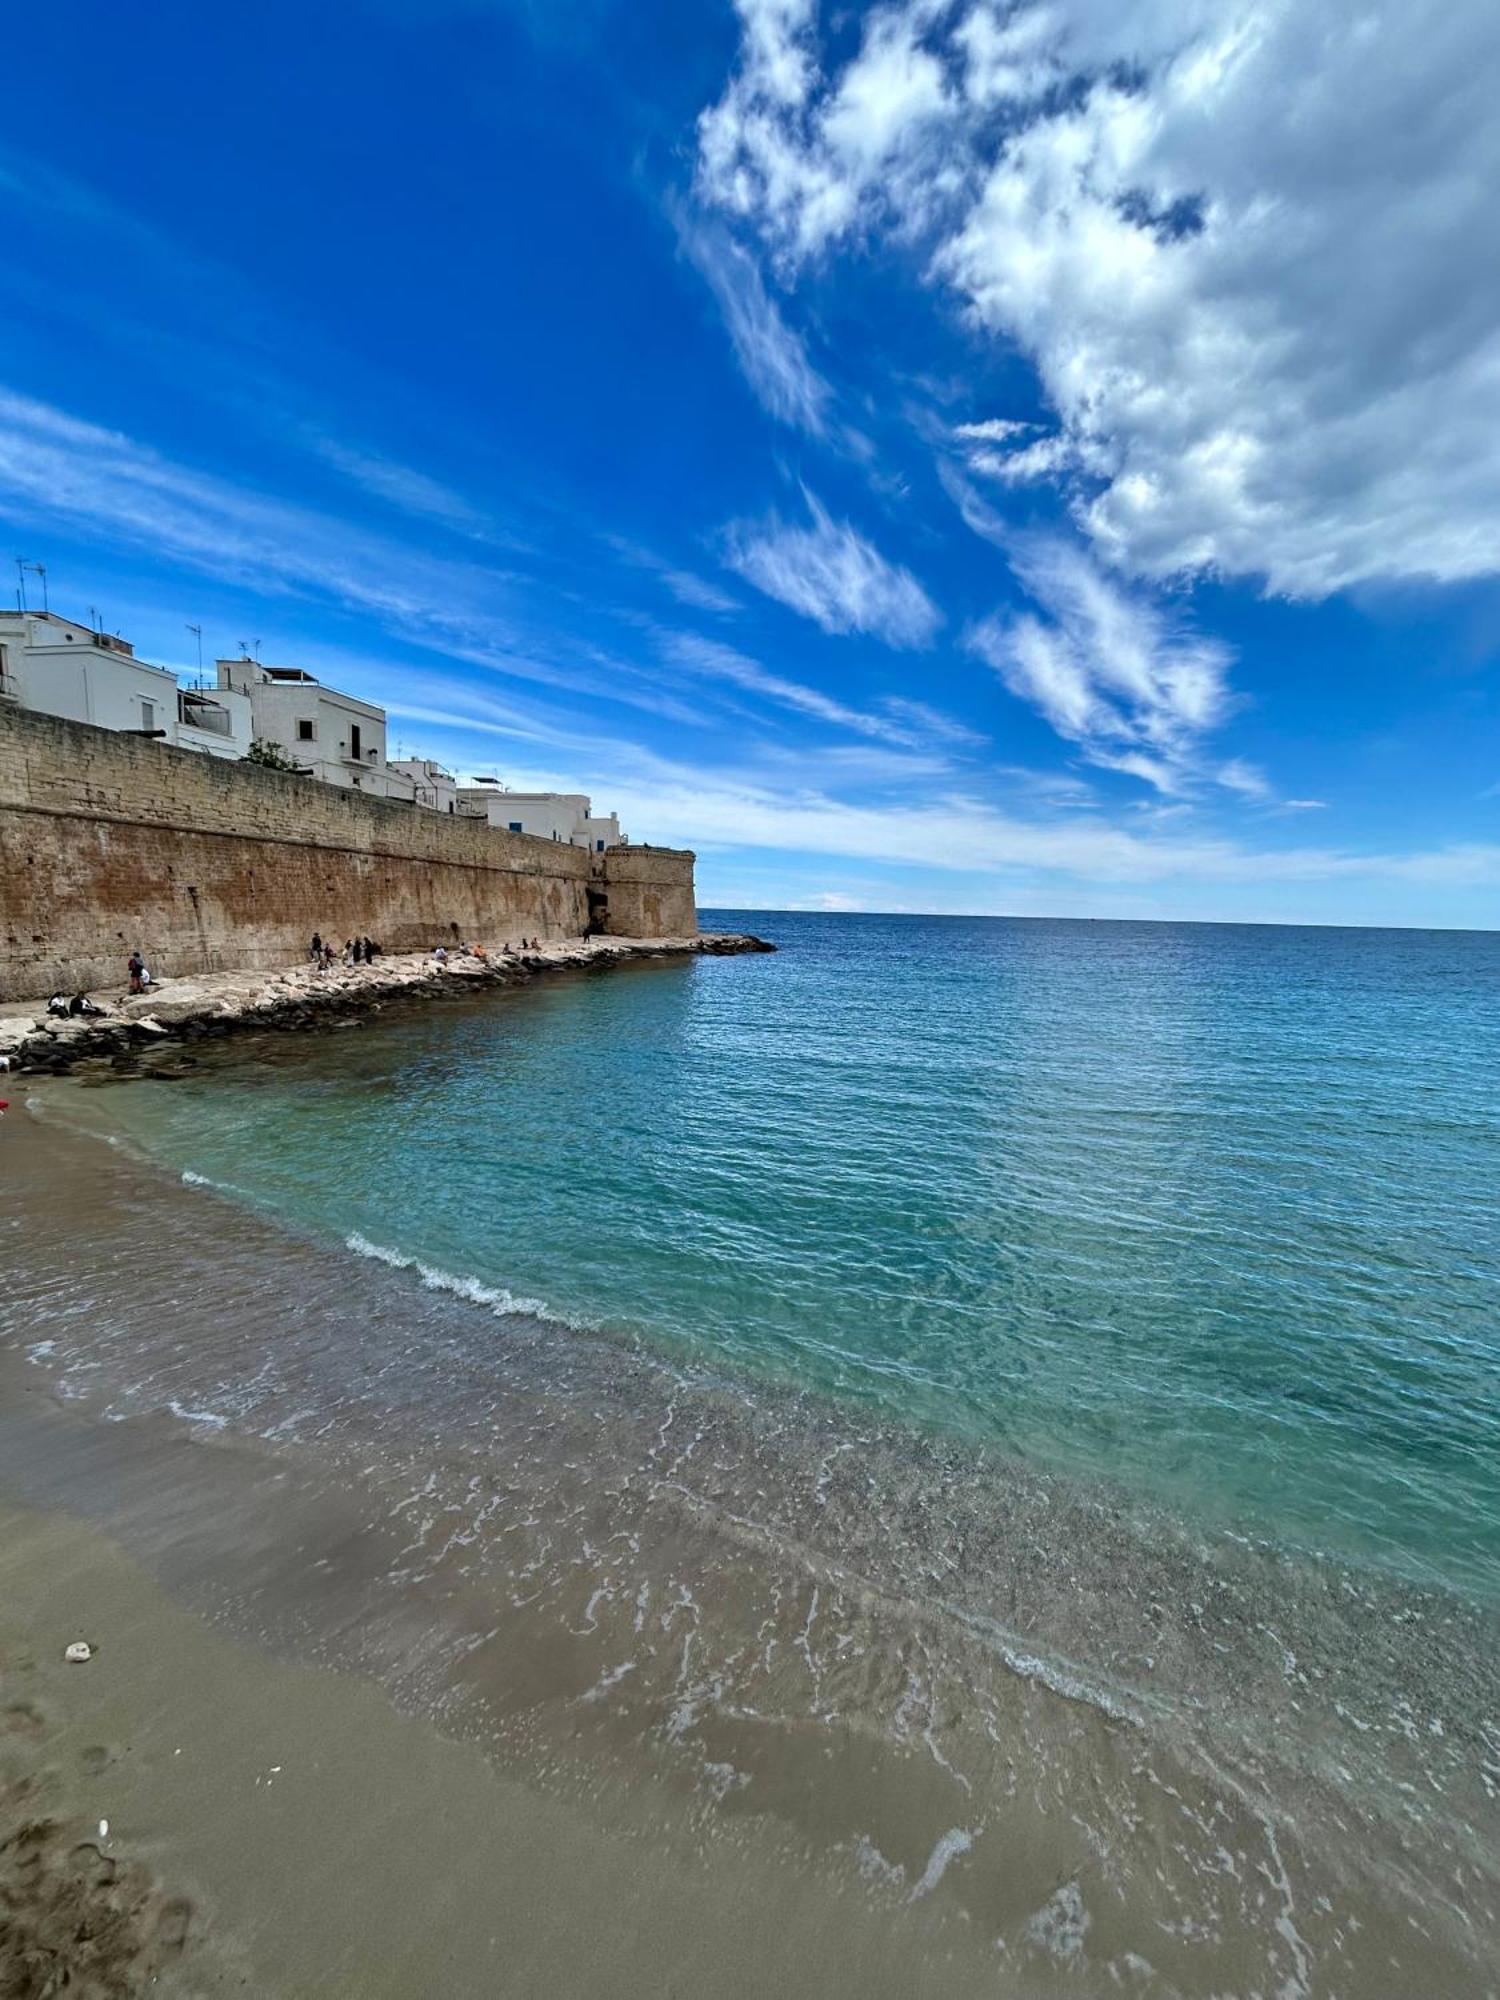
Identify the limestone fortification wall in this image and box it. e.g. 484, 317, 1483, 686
590, 845, 701, 940
0, 705, 696, 1000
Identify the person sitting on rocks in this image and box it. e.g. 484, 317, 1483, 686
47, 993, 71, 1017
68, 993, 107, 1017
432, 944, 448, 963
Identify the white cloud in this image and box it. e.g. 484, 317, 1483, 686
1215, 757, 1272, 802
952, 418, 1032, 445
679, 219, 832, 434
699, 0, 1500, 597
661, 568, 741, 614
969, 537, 1232, 791
605, 535, 743, 613
0, 389, 708, 730
309, 436, 494, 539
661, 628, 920, 745
725, 491, 941, 646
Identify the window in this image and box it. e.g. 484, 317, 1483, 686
296, 718, 315, 742
140, 699, 155, 733
508, 820, 523, 833
595, 839, 605, 852
350, 723, 363, 761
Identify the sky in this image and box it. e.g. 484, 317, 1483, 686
1, 0, 1497, 927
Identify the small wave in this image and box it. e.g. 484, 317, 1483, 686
180, 1168, 247, 1195
167, 1399, 229, 1429
344, 1233, 586, 1328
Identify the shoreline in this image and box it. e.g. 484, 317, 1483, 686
5, 1109, 1498, 1995
0, 929, 773, 1076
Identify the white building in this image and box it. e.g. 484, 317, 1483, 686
216, 657, 415, 801
456, 786, 623, 853
174, 683, 254, 759
388, 757, 458, 814
0, 611, 251, 759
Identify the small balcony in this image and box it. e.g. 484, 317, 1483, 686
178, 691, 234, 736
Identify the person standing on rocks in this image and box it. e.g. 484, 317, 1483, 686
127, 950, 145, 994
310, 933, 323, 963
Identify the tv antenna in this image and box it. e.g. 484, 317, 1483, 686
186, 622, 204, 686
15, 560, 47, 614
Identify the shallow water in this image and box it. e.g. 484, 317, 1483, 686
9, 910, 1500, 1993
54, 911, 1500, 1596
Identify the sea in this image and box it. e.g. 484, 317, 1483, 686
9, 912, 1500, 1994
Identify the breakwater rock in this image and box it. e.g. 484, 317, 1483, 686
0, 932, 774, 1078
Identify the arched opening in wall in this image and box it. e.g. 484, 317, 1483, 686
585, 886, 608, 938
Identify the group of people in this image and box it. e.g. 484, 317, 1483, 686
432, 937, 542, 964
47, 990, 110, 1019
309, 933, 382, 971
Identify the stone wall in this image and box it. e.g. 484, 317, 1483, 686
589, 845, 700, 940
0, 706, 696, 1000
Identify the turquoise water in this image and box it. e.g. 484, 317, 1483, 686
72, 912, 1500, 1600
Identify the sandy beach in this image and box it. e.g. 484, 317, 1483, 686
1, 1488, 995, 1999
0, 1112, 1020, 1999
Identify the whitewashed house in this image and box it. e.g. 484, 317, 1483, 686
0, 611, 251, 759
216, 657, 415, 801
388, 757, 458, 813
456, 785, 623, 852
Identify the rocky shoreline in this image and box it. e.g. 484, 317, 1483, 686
0, 932, 773, 1078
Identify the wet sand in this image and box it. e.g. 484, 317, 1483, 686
1, 1492, 1007, 1998
3, 1104, 1497, 1996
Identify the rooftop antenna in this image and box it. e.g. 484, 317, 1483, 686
89, 605, 103, 637
252, 636, 261, 662
186, 622, 204, 687
16, 559, 48, 614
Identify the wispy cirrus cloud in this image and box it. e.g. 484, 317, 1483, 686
678, 218, 831, 436
0, 388, 700, 730
725, 491, 941, 647
660, 627, 961, 751
395, 671, 1500, 896
968, 537, 1232, 795
604, 534, 742, 614
308, 434, 500, 541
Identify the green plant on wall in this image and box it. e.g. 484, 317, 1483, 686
245, 738, 302, 772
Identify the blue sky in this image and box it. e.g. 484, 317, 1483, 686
2, 0, 1497, 925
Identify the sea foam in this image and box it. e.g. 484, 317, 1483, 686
344, 1232, 583, 1328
